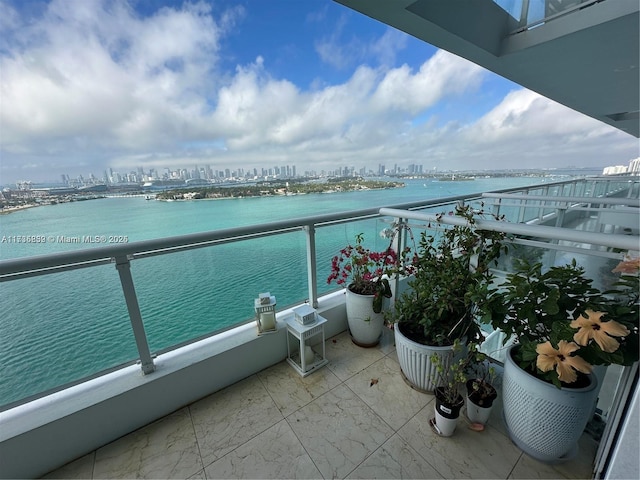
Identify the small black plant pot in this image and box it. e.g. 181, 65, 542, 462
466, 379, 498, 408
434, 387, 464, 419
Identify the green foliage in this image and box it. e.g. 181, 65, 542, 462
430, 340, 467, 405
486, 259, 598, 343
485, 258, 639, 387
431, 340, 496, 404
390, 202, 508, 346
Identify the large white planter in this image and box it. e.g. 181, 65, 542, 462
502, 345, 599, 463
345, 286, 385, 347
394, 323, 454, 392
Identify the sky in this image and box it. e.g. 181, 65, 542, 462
1, 0, 638, 184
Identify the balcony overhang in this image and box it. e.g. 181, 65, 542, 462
334, 0, 640, 137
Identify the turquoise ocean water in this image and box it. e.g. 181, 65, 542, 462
0, 175, 583, 407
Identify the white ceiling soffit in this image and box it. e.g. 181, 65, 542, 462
335, 0, 639, 137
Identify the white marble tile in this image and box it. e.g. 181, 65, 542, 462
288, 383, 394, 479
257, 358, 341, 417
345, 354, 433, 431
204, 420, 321, 479
41, 452, 95, 479
346, 433, 443, 479
398, 405, 522, 479
190, 375, 284, 468
553, 434, 598, 479
325, 331, 387, 381
93, 407, 202, 479
510, 433, 598, 479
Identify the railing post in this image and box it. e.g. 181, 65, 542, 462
304, 225, 319, 308
114, 255, 155, 374
490, 197, 502, 218
389, 217, 406, 311
517, 193, 527, 223
519, 0, 530, 26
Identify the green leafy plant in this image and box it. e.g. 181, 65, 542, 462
389, 202, 508, 346
430, 340, 498, 405
485, 258, 639, 388
465, 343, 497, 405
430, 339, 467, 405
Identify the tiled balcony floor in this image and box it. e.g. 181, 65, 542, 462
42, 329, 598, 479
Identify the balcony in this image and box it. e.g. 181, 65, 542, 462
0, 175, 638, 479
41, 329, 598, 479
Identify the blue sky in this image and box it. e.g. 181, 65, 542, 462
1, 0, 638, 183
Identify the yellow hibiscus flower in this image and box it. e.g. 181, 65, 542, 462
536, 340, 592, 383
570, 310, 630, 353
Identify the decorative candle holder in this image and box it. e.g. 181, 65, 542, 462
285, 307, 328, 377
254, 292, 277, 335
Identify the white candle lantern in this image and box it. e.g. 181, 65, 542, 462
254, 292, 277, 335
285, 306, 328, 376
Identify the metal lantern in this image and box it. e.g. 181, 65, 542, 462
254, 292, 277, 335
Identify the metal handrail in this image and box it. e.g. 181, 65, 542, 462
482, 193, 640, 207
378, 208, 639, 252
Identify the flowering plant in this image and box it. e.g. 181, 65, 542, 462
327, 233, 405, 313
485, 258, 639, 388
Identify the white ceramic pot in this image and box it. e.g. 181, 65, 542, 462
466, 400, 492, 425
502, 345, 599, 463
394, 323, 454, 392
434, 410, 458, 437
434, 388, 463, 436
465, 379, 497, 425
345, 285, 386, 347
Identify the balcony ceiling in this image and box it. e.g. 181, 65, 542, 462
335, 0, 639, 138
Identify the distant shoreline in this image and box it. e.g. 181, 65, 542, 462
0, 196, 105, 215
155, 179, 405, 201
0, 204, 38, 215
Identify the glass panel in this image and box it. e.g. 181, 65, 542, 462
527, 0, 546, 24
493, 0, 523, 20
545, 0, 584, 17
0, 265, 133, 408
316, 217, 395, 297
131, 232, 309, 353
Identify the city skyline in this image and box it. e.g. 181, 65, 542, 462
2, 0, 639, 184
11, 160, 626, 190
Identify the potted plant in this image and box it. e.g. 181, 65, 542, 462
484, 258, 639, 463
464, 343, 497, 426
327, 233, 398, 346
388, 202, 507, 391
429, 340, 467, 437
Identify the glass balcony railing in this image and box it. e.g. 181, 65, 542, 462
0, 175, 638, 409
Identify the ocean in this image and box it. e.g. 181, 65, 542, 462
0, 174, 587, 407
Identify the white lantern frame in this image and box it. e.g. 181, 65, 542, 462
254, 292, 277, 335
285, 313, 328, 377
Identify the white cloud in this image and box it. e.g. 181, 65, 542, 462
0, 0, 637, 183
314, 18, 407, 70
1, 0, 231, 153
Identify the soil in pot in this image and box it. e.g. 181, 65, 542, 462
466, 379, 497, 408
